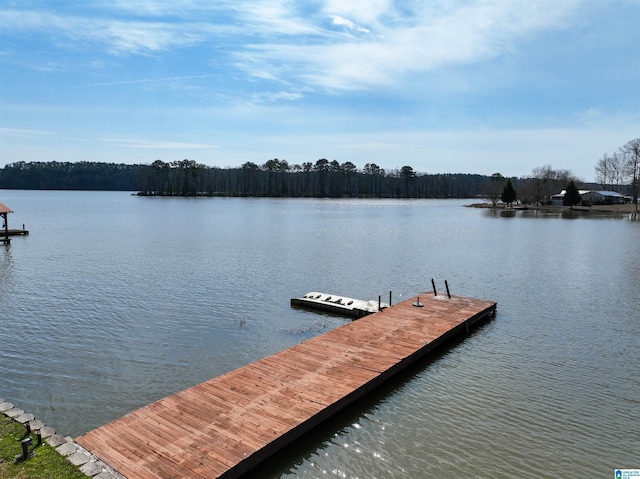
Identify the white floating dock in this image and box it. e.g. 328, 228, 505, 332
291, 292, 389, 318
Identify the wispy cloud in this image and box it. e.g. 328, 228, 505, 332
0, 127, 55, 137
250, 91, 304, 103
238, 0, 585, 91
2, 1, 584, 89
102, 138, 217, 150
78, 74, 224, 88
0, 10, 223, 56
330, 16, 370, 33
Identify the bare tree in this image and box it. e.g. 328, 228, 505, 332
620, 138, 640, 211
484, 172, 504, 207
529, 165, 554, 204
594, 153, 612, 189
594, 152, 626, 192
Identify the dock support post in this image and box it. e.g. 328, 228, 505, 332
431, 278, 437, 296
389, 291, 392, 307
378, 295, 381, 311
445, 280, 451, 299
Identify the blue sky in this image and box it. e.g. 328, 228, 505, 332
1, 1, 638, 181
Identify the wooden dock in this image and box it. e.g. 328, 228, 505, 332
76, 292, 496, 479
5, 228, 29, 236
1, 229, 29, 244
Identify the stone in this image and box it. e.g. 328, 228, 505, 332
68, 450, 91, 466
80, 460, 103, 476
94, 473, 115, 479
16, 413, 35, 424
47, 433, 67, 447
56, 442, 77, 456
95, 472, 126, 479
0, 401, 13, 412
29, 419, 45, 430
5, 407, 24, 418
40, 426, 56, 438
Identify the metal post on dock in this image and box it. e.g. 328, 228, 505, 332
378, 295, 381, 311
445, 280, 451, 299
389, 291, 392, 307
431, 278, 437, 296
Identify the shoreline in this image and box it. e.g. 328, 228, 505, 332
0, 398, 123, 478
466, 202, 639, 216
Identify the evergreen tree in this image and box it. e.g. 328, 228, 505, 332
563, 180, 582, 208
501, 178, 516, 207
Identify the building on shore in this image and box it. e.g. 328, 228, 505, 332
550, 190, 629, 206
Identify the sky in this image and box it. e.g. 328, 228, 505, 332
1, 1, 639, 181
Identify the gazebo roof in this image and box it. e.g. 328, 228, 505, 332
0, 202, 14, 214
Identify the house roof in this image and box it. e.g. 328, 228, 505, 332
553, 190, 590, 197
0, 202, 14, 214
553, 189, 624, 197
592, 190, 625, 197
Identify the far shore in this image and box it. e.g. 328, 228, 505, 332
467, 201, 639, 215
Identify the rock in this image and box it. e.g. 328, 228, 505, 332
95, 472, 126, 479
56, 442, 77, 456
68, 450, 91, 466
80, 460, 103, 476
46, 434, 67, 447
0, 401, 13, 412
29, 419, 45, 430
5, 407, 24, 418
16, 413, 35, 424
40, 426, 56, 438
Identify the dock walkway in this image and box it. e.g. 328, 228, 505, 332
76, 292, 496, 479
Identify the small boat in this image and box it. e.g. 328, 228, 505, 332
291, 292, 389, 318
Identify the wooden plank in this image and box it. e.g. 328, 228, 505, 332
76, 293, 496, 479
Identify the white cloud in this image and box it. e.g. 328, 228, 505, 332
0, 10, 220, 56
78, 74, 223, 88
2, 1, 585, 88
234, 0, 321, 36
323, 0, 392, 27
235, 0, 585, 91
251, 91, 304, 103
0, 127, 55, 137
331, 15, 370, 33
102, 138, 217, 150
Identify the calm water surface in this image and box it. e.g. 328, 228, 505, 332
1, 190, 638, 478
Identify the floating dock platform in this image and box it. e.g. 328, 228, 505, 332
291, 291, 389, 318
76, 292, 496, 479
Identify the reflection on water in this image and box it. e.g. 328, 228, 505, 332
1, 191, 638, 478
482, 205, 635, 220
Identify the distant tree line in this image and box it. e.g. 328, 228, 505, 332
1, 139, 637, 204
136, 158, 491, 198
0, 161, 139, 191
0, 159, 493, 198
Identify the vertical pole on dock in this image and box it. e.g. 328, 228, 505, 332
378, 295, 382, 311
431, 278, 437, 296
389, 291, 392, 306
445, 280, 451, 299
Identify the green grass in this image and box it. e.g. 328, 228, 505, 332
0, 415, 86, 479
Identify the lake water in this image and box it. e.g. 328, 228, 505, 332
1, 190, 638, 478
